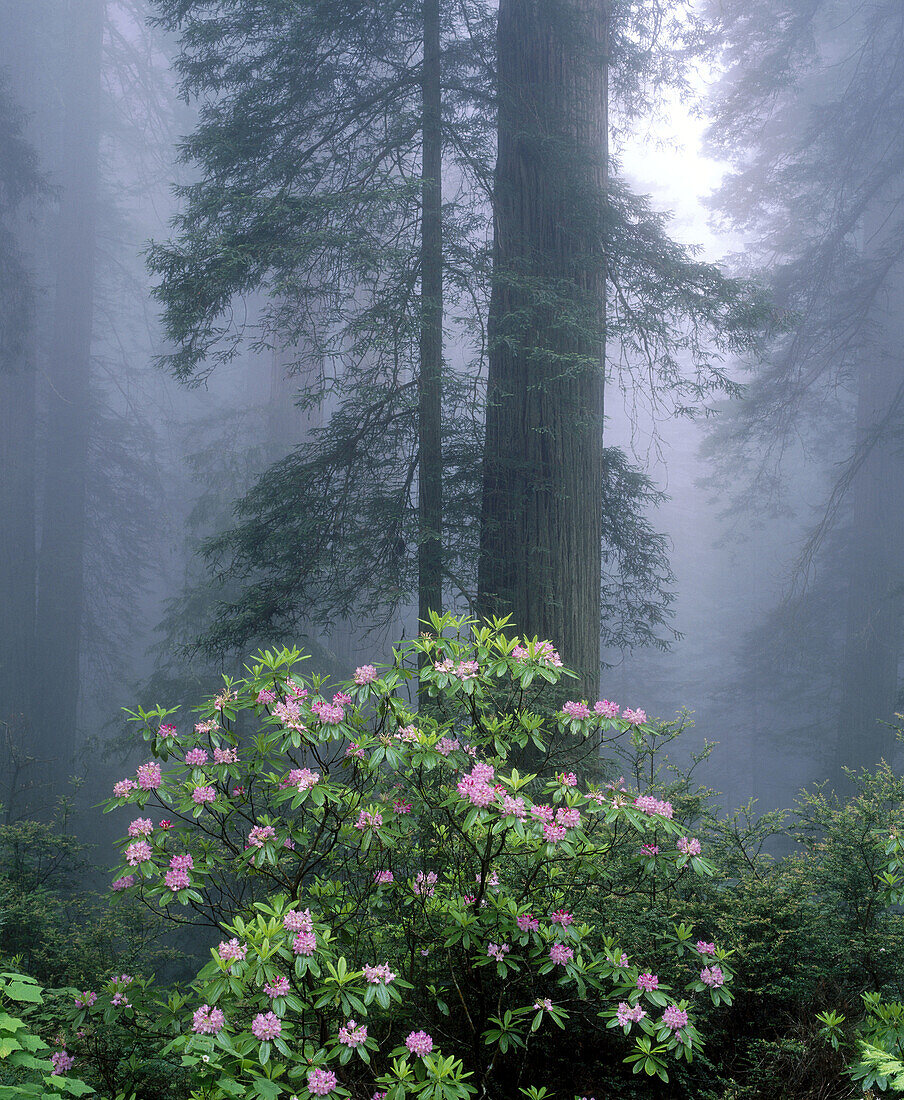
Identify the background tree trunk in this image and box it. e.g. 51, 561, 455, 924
32, 0, 105, 767
418, 0, 444, 633
478, 0, 607, 696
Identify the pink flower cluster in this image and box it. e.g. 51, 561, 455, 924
676, 836, 702, 856
531, 804, 554, 822
74, 991, 96, 1008
594, 699, 619, 718
701, 966, 724, 988
51, 1050, 74, 1074
192, 1004, 225, 1034
290, 767, 319, 790
549, 943, 573, 965
633, 795, 674, 819
308, 1069, 338, 1096
264, 974, 290, 997
544, 822, 567, 843
697, 941, 716, 956
165, 853, 191, 890
616, 1002, 646, 1027
457, 762, 496, 808
374, 870, 394, 884
502, 794, 526, 818
487, 942, 510, 961
293, 932, 317, 956
192, 785, 216, 804
393, 799, 412, 814
355, 810, 383, 830
312, 699, 344, 724
512, 640, 563, 665
137, 762, 162, 790
217, 939, 247, 965
641, 844, 660, 856
405, 1030, 434, 1056
113, 779, 136, 798
257, 688, 276, 704
251, 1011, 281, 1040
622, 708, 647, 725
185, 747, 208, 766
354, 665, 378, 685
436, 736, 460, 756
637, 972, 659, 991
127, 818, 153, 837
111, 875, 134, 891
559, 772, 578, 786
517, 913, 540, 932
363, 963, 396, 984
551, 909, 573, 926
662, 1005, 689, 1031
283, 909, 313, 933
248, 825, 277, 848
125, 840, 152, 866
213, 746, 238, 764
562, 701, 591, 720
413, 870, 438, 896
158, 723, 177, 738
338, 1019, 368, 1047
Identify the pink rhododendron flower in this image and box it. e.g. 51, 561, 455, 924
192, 785, 216, 804
622, 708, 647, 725
559, 772, 578, 786
363, 963, 396, 984
159, 820, 172, 830
317, 702, 344, 724
676, 837, 702, 856
594, 699, 620, 718
111, 875, 134, 891
127, 817, 153, 837
158, 723, 177, 738
633, 795, 674, 819
662, 1005, 689, 1031
413, 870, 438, 896
217, 939, 247, 965
346, 742, 365, 759
111, 991, 131, 1007
556, 807, 581, 828
517, 913, 540, 932
293, 931, 317, 956
637, 972, 659, 991
136, 762, 162, 790
641, 844, 660, 856
457, 764, 496, 808
550, 909, 573, 926
264, 975, 290, 998
338, 1020, 368, 1047
184, 748, 208, 766
354, 665, 378, 685
213, 747, 237, 764
256, 688, 276, 704
544, 822, 567, 843
530, 804, 554, 822
697, 941, 716, 956
248, 825, 277, 848
701, 966, 724, 987
487, 942, 510, 961
333, 691, 352, 707
170, 853, 193, 871
549, 943, 573, 966
165, 867, 189, 890
125, 840, 152, 865
74, 991, 96, 1008
436, 736, 459, 756
562, 700, 590, 719
434, 658, 454, 673
502, 795, 527, 818
395, 725, 419, 742
534, 998, 553, 1011
251, 1012, 281, 1040
374, 870, 394, 884
192, 1005, 225, 1034
286, 678, 307, 699
455, 660, 479, 680
283, 909, 313, 933
405, 1030, 434, 1056
355, 810, 383, 830
113, 779, 136, 798
616, 1002, 646, 1027
308, 1069, 338, 1096
393, 799, 412, 814
51, 1050, 74, 1074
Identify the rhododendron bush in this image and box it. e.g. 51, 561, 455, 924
88, 615, 733, 1099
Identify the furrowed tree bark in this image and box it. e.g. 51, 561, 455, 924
418, 0, 444, 642
32, 0, 105, 768
478, 0, 607, 696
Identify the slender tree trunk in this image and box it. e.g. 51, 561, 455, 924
0, 4, 39, 739
836, 227, 904, 776
478, 0, 607, 696
418, 0, 444, 635
32, 0, 105, 766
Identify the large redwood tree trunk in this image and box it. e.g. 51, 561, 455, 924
478, 0, 608, 695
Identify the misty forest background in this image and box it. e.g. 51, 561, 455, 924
2, 0, 904, 1096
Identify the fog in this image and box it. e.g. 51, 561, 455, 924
2, 0, 901, 829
